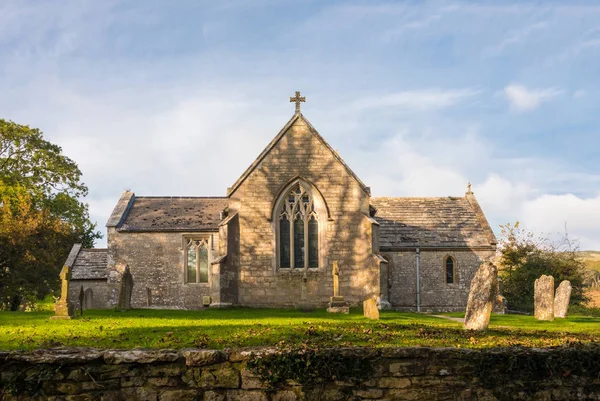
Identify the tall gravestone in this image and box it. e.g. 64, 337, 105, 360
464, 262, 497, 331
78, 286, 85, 317
118, 265, 134, 310
534, 275, 554, 321
51, 265, 74, 319
327, 261, 349, 314
554, 280, 572, 318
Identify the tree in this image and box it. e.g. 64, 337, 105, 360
497, 222, 587, 312
0, 119, 101, 310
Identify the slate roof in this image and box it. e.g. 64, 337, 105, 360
372, 196, 497, 250
117, 197, 228, 232
66, 246, 108, 280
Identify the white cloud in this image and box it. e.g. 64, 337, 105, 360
503, 84, 562, 112
350, 89, 480, 113
521, 194, 600, 250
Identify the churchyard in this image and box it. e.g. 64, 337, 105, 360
1, 308, 599, 351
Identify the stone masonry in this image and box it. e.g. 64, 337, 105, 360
65, 109, 497, 311
3, 347, 600, 401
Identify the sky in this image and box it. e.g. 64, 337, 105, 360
1, 0, 599, 249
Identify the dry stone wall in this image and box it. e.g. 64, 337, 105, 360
3, 347, 600, 400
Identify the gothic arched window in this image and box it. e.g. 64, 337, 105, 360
277, 183, 320, 269
186, 239, 209, 283
445, 256, 455, 284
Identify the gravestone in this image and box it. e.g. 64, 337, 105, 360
554, 280, 572, 318
534, 275, 554, 321
51, 265, 74, 319
363, 297, 379, 320
118, 265, 134, 310
327, 261, 349, 314
78, 286, 84, 317
464, 262, 497, 331
297, 272, 313, 312
301, 272, 308, 301
492, 277, 507, 314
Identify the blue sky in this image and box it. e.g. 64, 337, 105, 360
1, 1, 599, 249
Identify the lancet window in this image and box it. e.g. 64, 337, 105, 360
186, 238, 209, 283
278, 184, 319, 269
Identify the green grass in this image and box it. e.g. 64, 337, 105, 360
1, 308, 599, 351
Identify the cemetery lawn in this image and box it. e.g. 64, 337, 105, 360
1, 308, 599, 351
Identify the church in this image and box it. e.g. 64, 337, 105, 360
64, 92, 497, 312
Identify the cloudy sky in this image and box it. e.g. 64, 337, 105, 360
1, 1, 599, 249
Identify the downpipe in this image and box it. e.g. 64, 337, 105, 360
416, 247, 421, 312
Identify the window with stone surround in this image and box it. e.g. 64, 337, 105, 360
185, 238, 209, 283
275, 182, 324, 269
445, 256, 456, 284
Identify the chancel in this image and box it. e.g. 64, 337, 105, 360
64, 92, 497, 311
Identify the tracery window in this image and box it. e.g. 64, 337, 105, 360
186, 239, 209, 283
278, 184, 319, 269
445, 256, 455, 284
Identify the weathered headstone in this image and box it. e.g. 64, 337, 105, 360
79, 286, 85, 317
51, 265, 74, 319
492, 277, 507, 314
554, 280, 572, 318
118, 265, 134, 310
464, 262, 497, 331
363, 297, 379, 320
534, 275, 554, 321
301, 272, 308, 301
328, 261, 349, 314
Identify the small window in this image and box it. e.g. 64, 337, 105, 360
185, 239, 209, 283
445, 256, 455, 284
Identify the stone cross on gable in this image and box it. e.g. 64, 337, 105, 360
290, 91, 306, 114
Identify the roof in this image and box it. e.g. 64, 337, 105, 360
372, 195, 497, 250
63, 244, 108, 280
227, 113, 370, 196
117, 196, 228, 232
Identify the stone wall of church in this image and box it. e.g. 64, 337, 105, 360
106, 228, 221, 310
68, 280, 109, 310
228, 117, 379, 307
383, 248, 495, 312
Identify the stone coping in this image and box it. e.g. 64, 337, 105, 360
0, 345, 573, 366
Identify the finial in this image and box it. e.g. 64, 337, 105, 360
289, 91, 306, 114
467, 182, 472, 193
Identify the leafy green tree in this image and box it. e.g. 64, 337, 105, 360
0, 119, 101, 310
498, 222, 587, 312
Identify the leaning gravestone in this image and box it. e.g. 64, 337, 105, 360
554, 280, 572, 318
118, 265, 134, 310
464, 262, 497, 331
363, 297, 379, 320
534, 275, 554, 321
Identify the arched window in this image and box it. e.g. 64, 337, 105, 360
186, 239, 209, 283
277, 183, 320, 269
445, 256, 455, 284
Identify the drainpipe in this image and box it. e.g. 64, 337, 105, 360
416, 247, 421, 312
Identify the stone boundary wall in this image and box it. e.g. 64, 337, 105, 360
2, 346, 600, 400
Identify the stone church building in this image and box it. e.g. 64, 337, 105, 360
65, 94, 497, 312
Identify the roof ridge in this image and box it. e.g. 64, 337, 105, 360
135, 196, 227, 199
372, 196, 466, 200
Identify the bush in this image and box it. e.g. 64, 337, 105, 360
498, 223, 588, 312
